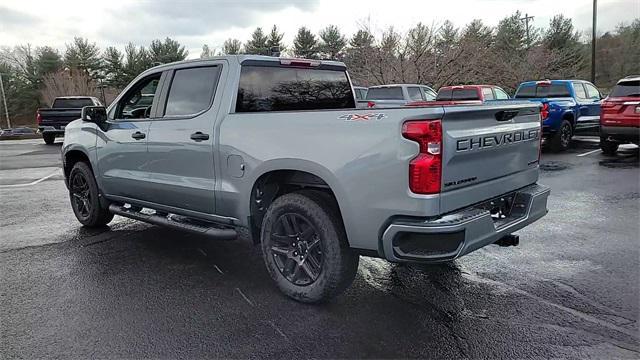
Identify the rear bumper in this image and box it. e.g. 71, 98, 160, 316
600, 125, 640, 142
381, 183, 550, 263
38, 126, 65, 135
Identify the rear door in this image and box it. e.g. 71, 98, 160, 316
573, 82, 600, 129
144, 63, 224, 214
97, 72, 164, 201
440, 103, 541, 212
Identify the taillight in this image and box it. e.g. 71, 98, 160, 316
402, 120, 442, 194
367, 101, 376, 108
540, 102, 549, 120
600, 100, 614, 109
36, 111, 42, 125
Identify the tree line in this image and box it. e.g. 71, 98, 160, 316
1, 13, 638, 126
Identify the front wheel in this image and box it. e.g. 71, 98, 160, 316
600, 136, 619, 155
261, 191, 359, 303
68, 162, 114, 227
548, 120, 573, 152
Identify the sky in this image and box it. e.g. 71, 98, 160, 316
0, 0, 638, 58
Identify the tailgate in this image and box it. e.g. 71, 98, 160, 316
39, 109, 82, 124
439, 103, 541, 213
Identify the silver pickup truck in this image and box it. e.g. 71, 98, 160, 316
62, 55, 550, 303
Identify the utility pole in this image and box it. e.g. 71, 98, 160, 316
520, 13, 535, 48
0, 73, 10, 129
591, 0, 597, 83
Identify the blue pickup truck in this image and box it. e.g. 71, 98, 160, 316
514, 80, 602, 151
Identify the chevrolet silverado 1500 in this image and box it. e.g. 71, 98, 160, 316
62, 55, 550, 303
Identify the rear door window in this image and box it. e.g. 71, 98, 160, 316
482, 88, 495, 100
366, 87, 404, 100
164, 66, 220, 116
610, 80, 640, 97
407, 87, 424, 101
236, 66, 355, 112
573, 82, 588, 100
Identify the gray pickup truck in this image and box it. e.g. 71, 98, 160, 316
62, 55, 550, 303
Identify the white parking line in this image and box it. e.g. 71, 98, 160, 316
0, 168, 62, 188
577, 149, 601, 157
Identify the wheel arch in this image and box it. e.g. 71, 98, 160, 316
63, 148, 92, 187
246, 160, 348, 245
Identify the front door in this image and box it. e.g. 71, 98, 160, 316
144, 64, 224, 215
96, 72, 164, 202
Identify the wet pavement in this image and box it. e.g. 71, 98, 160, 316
1, 137, 639, 358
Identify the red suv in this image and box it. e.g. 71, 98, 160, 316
600, 76, 640, 154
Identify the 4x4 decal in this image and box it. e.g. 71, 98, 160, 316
338, 113, 386, 122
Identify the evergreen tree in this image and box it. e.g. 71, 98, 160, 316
222, 39, 242, 55
103, 46, 126, 88
436, 20, 459, 51
349, 29, 375, 48
544, 14, 581, 50
64, 37, 103, 79
266, 25, 285, 54
244, 27, 269, 55
319, 25, 347, 59
123, 43, 152, 84
494, 11, 531, 54
462, 19, 494, 46
148, 37, 188, 64
33, 46, 62, 80
293, 27, 319, 59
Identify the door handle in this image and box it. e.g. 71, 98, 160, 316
131, 131, 146, 140
190, 132, 210, 141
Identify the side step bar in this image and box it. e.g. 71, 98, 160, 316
109, 204, 237, 240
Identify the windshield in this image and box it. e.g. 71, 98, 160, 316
515, 83, 571, 98
610, 80, 640, 97
366, 87, 404, 100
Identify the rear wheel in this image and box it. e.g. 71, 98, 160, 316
549, 120, 573, 152
68, 162, 114, 227
43, 133, 55, 145
600, 136, 619, 155
261, 191, 359, 303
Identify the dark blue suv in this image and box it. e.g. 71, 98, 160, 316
515, 80, 602, 151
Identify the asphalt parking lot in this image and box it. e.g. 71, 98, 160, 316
1, 137, 638, 358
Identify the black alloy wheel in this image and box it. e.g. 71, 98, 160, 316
269, 213, 323, 286
70, 171, 92, 220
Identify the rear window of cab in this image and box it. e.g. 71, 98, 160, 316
235, 65, 355, 112
515, 83, 571, 98
366, 87, 404, 100
436, 88, 479, 101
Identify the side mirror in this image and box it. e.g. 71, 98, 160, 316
81, 106, 107, 123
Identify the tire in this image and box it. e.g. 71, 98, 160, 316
43, 133, 55, 145
548, 120, 573, 152
68, 162, 114, 227
600, 136, 619, 155
260, 190, 359, 303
